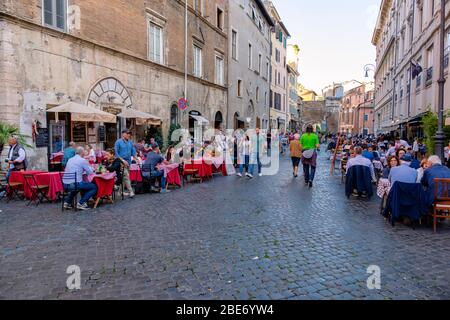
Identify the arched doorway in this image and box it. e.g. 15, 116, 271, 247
234, 112, 245, 130
214, 111, 223, 130
170, 104, 179, 126
86, 77, 133, 149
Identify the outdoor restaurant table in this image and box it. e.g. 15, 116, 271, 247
8, 170, 46, 198
130, 164, 142, 183
159, 163, 182, 187
50, 152, 64, 163
129, 163, 181, 187
33, 172, 64, 201
183, 158, 213, 179
377, 178, 391, 199
85, 172, 116, 208
204, 156, 228, 176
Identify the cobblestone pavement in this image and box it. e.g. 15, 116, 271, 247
1, 150, 450, 300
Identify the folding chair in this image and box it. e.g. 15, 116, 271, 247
433, 178, 450, 233
59, 172, 78, 211
6, 174, 25, 202
23, 174, 50, 207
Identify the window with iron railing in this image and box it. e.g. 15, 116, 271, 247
416, 74, 422, 88
426, 67, 433, 84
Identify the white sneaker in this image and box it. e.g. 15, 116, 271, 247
247, 174, 254, 179
129, 192, 135, 198
76, 203, 90, 211
237, 173, 242, 177
259, 173, 263, 177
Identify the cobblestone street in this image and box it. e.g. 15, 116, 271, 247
1, 151, 450, 300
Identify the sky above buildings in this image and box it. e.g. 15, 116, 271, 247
272, 0, 380, 93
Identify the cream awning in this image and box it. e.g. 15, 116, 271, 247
117, 109, 162, 126
48, 102, 117, 123
190, 115, 210, 125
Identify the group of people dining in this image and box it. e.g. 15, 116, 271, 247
59, 129, 176, 210
330, 133, 450, 211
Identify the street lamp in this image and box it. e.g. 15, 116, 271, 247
364, 64, 376, 78
435, 0, 447, 160
363, 64, 376, 136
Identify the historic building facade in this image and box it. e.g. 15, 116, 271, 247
287, 44, 300, 131
264, 0, 290, 132
372, 0, 450, 138
0, 0, 228, 169
227, 0, 273, 130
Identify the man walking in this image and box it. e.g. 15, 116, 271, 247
114, 129, 136, 198
248, 128, 265, 178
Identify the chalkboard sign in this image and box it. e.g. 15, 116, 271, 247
72, 122, 87, 143
98, 126, 106, 143
36, 128, 49, 148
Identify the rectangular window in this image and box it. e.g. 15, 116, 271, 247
232, 30, 237, 60
258, 54, 262, 74
275, 49, 280, 63
217, 8, 224, 30
237, 80, 242, 97
43, 0, 66, 31
248, 43, 252, 69
149, 23, 163, 64
215, 56, 224, 86
193, 46, 202, 78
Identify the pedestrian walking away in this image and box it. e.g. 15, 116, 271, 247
300, 125, 320, 188
290, 133, 302, 178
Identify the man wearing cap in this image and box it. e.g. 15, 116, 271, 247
114, 129, 136, 198
389, 153, 418, 186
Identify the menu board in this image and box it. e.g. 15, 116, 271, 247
36, 128, 49, 148
72, 122, 87, 143
98, 126, 106, 142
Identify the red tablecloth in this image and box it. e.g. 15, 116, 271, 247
86, 172, 116, 199
34, 172, 64, 201
8, 170, 46, 198
129, 165, 181, 187
214, 163, 228, 176
183, 160, 213, 178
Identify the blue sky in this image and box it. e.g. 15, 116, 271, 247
272, 0, 380, 93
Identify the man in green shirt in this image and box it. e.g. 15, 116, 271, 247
299, 125, 320, 188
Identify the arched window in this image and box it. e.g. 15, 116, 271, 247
170, 104, 178, 125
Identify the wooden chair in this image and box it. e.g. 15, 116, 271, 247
23, 174, 50, 207
433, 178, 450, 233
59, 172, 78, 211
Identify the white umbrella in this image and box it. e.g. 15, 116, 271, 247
117, 109, 162, 125
47, 102, 117, 123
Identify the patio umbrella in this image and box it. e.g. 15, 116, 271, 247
117, 109, 162, 126
47, 102, 117, 123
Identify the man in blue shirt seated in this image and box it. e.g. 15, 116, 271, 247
389, 153, 418, 186
62, 147, 97, 210
421, 155, 450, 207
62, 141, 76, 167
346, 146, 376, 182
142, 147, 171, 194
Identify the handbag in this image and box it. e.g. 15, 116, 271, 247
302, 149, 315, 159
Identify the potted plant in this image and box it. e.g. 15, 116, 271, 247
0, 122, 30, 157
